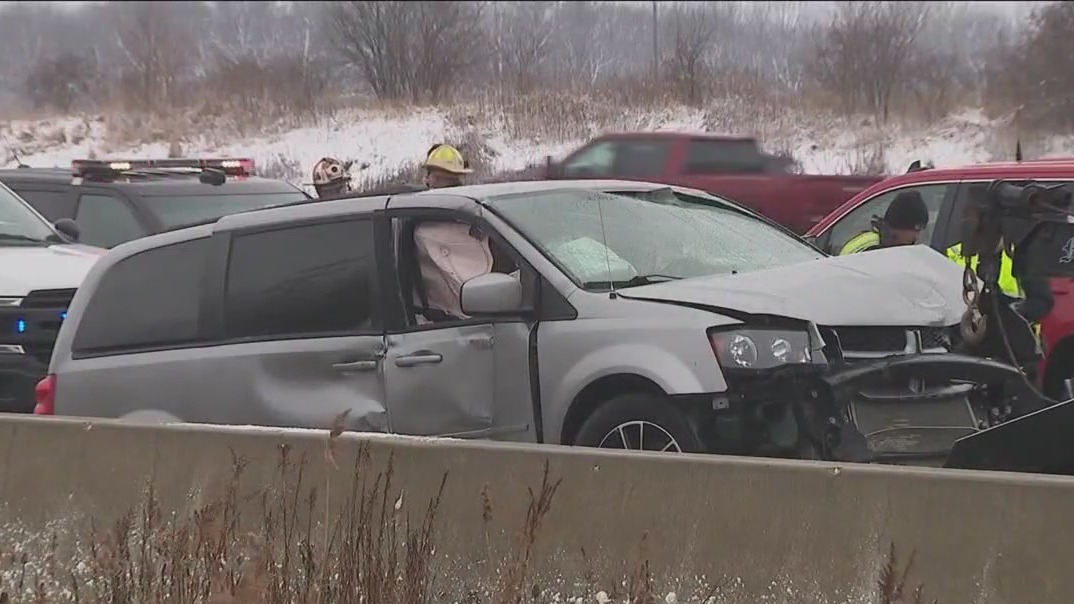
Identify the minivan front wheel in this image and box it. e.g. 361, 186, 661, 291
573, 393, 706, 454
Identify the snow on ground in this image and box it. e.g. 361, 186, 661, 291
3, 106, 1073, 192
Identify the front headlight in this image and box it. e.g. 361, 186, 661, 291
709, 328, 813, 370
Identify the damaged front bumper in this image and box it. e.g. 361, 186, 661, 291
723, 352, 1074, 475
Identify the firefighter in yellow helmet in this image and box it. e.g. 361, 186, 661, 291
423, 144, 472, 189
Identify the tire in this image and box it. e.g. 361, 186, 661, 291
573, 392, 706, 454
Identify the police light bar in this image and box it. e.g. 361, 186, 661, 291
72, 157, 256, 177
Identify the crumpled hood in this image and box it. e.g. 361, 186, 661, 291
617, 245, 967, 327
0, 244, 104, 296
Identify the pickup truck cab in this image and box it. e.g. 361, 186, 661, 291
0, 180, 104, 413
806, 159, 1074, 399
542, 132, 884, 234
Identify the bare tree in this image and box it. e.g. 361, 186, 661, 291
490, 1, 556, 95
327, 0, 485, 103
1006, 1, 1074, 130
23, 52, 98, 113
547, 1, 615, 90
113, 1, 189, 110
809, 1, 932, 121
662, 3, 721, 105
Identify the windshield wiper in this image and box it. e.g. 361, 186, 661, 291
583, 273, 682, 289
0, 233, 50, 244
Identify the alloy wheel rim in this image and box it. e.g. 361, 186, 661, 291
598, 420, 682, 452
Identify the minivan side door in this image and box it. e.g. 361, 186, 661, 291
380, 204, 538, 440
199, 217, 389, 431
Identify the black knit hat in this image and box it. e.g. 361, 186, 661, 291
884, 190, 929, 229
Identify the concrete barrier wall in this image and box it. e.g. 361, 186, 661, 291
2, 415, 1074, 603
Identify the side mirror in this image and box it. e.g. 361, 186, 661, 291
461, 272, 523, 316
53, 218, 81, 242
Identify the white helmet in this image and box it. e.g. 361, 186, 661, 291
312, 157, 350, 186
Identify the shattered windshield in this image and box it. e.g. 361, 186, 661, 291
486, 188, 824, 289
0, 181, 56, 245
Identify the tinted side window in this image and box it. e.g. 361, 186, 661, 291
224, 219, 379, 339
561, 139, 672, 178
75, 193, 146, 248
682, 139, 765, 174
9, 188, 75, 221
73, 238, 209, 353
824, 184, 952, 255
610, 139, 672, 177
561, 141, 616, 177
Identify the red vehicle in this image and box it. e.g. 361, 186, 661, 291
541, 132, 884, 234
806, 158, 1074, 399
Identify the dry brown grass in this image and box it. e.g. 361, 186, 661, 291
0, 446, 938, 604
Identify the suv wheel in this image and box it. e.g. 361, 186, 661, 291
573, 393, 705, 453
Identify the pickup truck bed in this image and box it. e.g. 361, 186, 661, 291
540, 132, 884, 235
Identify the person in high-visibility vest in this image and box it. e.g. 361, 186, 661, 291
945, 241, 1043, 341
838, 190, 930, 255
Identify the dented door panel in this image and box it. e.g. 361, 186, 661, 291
384, 324, 495, 436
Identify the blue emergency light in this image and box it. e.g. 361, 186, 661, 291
12, 312, 65, 334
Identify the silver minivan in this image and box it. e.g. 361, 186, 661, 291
37, 179, 1036, 466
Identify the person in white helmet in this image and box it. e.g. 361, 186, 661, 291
311, 157, 352, 199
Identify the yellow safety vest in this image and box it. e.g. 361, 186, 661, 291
838, 231, 880, 255
944, 243, 1021, 298
946, 243, 1042, 340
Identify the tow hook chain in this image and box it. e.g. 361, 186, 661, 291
961, 263, 987, 346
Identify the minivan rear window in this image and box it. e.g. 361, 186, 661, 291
141, 191, 310, 230
72, 237, 210, 354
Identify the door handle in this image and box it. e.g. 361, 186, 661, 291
332, 360, 378, 372
395, 353, 443, 368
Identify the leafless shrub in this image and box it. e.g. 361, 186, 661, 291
0, 441, 940, 604
23, 52, 98, 114
489, 2, 556, 96
985, 1, 1074, 132
848, 140, 888, 176
661, 3, 723, 106
877, 543, 938, 604
192, 53, 334, 136
112, 1, 189, 111
326, 1, 487, 103
494, 461, 561, 604
808, 1, 932, 122
258, 154, 305, 184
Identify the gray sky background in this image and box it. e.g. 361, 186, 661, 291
0, 0, 1056, 17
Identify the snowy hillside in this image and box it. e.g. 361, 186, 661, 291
3, 105, 1073, 195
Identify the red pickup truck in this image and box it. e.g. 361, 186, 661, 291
540, 132, 884, 234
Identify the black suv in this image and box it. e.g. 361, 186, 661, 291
0, 158, 312, 249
